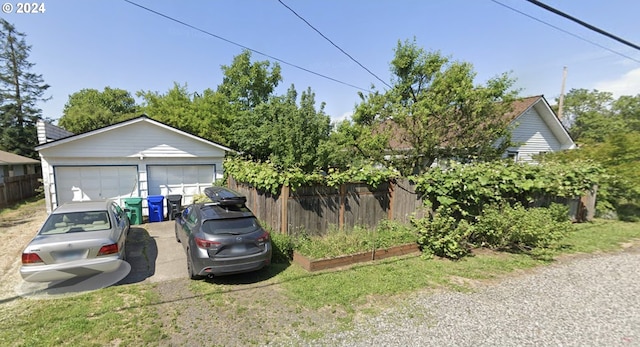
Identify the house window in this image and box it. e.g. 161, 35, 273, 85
506, 151, 519, 162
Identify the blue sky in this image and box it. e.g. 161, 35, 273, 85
4, 0, 640, 124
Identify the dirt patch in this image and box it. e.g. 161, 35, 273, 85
153, 277, 346, 346
0, 200, 48, 303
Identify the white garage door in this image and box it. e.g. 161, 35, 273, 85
147, 165, 216, 204
54, 166, 138, 207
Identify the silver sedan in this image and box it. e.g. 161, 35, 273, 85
20, 200, 129, 282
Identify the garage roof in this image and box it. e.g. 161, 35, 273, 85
0, 150, 39, 165
35, 115, 234, 153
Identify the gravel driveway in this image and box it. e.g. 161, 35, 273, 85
289, 249, 640, 347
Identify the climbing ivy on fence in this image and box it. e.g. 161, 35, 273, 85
411, 160, 605, 219
224, 157, 400, 194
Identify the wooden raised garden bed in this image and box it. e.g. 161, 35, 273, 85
292, 243, 420, 272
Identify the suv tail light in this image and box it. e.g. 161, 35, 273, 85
257, 231, 270, 245
98, 243, 118, 256
22, 252, 43, 264
195, 237, 221, 249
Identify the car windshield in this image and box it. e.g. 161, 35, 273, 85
39, 210, 111, 234
202, 217, 260, 235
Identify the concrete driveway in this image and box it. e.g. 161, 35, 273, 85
120, 220, 187, 284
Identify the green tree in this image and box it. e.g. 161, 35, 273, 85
550, 89, 640, 219
58, 87, 138, 133
216, 50, 283, 144
612, 94, 640, 132
0, 19, 49, 158
348, 39, 518, 175
231, 85, 332, 172
137, 83, 230, 145
217, 50, 282, 110
136, 51, 283, 147
560, 88, 626, 143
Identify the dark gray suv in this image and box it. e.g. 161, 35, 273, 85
174, 187, 272, 280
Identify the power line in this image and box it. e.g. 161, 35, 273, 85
525, 0, 640, 52
490, 0, 640, 64
276, 0, 392, 89
123, 0, 371, 92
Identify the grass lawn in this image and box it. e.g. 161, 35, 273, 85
1, 219, 639, 346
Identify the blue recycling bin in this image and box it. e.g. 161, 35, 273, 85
147, 195, 165, 223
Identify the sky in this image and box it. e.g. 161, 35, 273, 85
3, 0, 640, 124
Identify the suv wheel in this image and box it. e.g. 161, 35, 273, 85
187, 253, 203, 280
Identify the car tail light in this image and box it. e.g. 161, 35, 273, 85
257, 231, 270, 244
195, 237, 221, 249
98, 243, 118, 256
22, 252, 43, 264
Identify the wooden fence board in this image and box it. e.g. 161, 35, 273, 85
0, 174, 41, 207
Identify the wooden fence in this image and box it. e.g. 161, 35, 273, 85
228, 176, 427, 236
0, 174, 42, 208
228, 176, 596, 236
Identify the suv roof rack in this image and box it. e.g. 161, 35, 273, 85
203, 186, 247, 206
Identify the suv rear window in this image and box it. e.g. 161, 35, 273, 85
202, 217, 260, 235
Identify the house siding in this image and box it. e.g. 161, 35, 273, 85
509, 108, 562, 162
39, 122, 227, 159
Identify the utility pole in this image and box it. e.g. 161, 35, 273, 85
557, 66, 568, 120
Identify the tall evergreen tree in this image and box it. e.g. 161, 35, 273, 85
0, 19, 49, 158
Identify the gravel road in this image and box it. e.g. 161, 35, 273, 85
285, 249, 640, 347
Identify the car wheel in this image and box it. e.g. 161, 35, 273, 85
187, 253, 203, 280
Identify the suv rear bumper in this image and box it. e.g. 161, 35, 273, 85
193, 244, 272, 276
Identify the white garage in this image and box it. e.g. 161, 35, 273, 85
36, 116, 232, 216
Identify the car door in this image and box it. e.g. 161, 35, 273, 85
110, 202, 128, 257
178, 206, 198, 252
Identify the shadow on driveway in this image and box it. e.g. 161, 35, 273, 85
118, 227, 158, 285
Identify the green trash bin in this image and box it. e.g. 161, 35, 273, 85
124, 197, 143, 225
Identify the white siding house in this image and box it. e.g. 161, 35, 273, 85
36, 116, 233, 215
383, 95, 576, 165
505, 95, 575, 162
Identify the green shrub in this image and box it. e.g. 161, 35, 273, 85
270, 232, 295, 263
293, 221, 417, 259
547, 202, 570, 222
412, 207, 474, 259
474, 204, 572, 252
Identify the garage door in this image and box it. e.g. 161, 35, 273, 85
147, 165, 215, 204
54, 166, 138, 206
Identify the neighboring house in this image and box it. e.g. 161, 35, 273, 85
385, 95, 575, 164
0, 150, 41, 207
503, 95, 575, 162
36, 115, 233, 215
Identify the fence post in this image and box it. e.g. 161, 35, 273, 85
388, 181, 394, 220
281, 184, 289, 234
339, 184, 346, 230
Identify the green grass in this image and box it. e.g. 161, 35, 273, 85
294, 221, 417, 259
275, 219, 640, 310
0, 283, 161, 347
557, 219, 640, 253
277, 252, 543, 309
